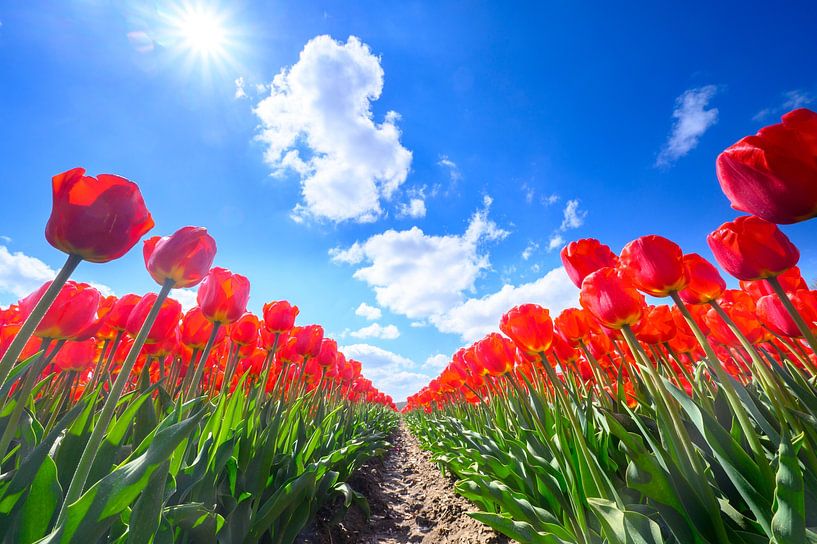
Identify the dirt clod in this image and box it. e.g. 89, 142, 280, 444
299, 423, 507, 543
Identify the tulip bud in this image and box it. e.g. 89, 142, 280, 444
579, 267, 645, 330
499, 304, 553, 355
561, 238, 619, 288
678, 253, 726, 305
619, 235, 687, 296
707, 215, 799, 281
197, 267, 250, 324
143, 226, 217, 288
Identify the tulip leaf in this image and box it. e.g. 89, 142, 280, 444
771, 428, 805, 544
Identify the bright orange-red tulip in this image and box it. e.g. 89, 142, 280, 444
561, 238, 619, 288
707, 215, 799, 281
716, 108, 817, 224
317, 338, 338, 367
180, 307, 223, 349
619, 235, 687, 296
474, 333, 516, 376
740, 266, 807, 300
499, 304, 553, 355
53, 339, 98, 373
633, 305, 677, 344
290, 325, 324, 359
45, 168, 154, 263
19, 281, 100, 340
197, 267, 250, 324
230, 313, 260, 347
554, 308, 594, 345
678, 253, 726, 305
262, 301, 299, 333
579, 267, 645, 330
143, 226, 217, 288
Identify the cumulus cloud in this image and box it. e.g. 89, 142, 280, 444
330, 199, 508, 319
172, 288, 199, 312
0, 245, 114, 304
397, 198, 426, 219
656, 85, 719, 167
423, 353, 450, 370
432, 267, 579, 342
349, 322, 400, 340
547, 234, 565, 252
355, 302, 382, 320
341, 343, 432, 401
253, 35, 412, 223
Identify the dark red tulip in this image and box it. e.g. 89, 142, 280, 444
633, 305, 677, 344
716, 108, 817, 224
579, 267, 645, 330
143, 226, 217, 288
707, 215, 799, 281
740, 266, 807, 300
619, 235, 687, 296
499, 304, 553, 355
678, 253, 726, 305
197, 267, 250, 324
561, 238, 619, 288
45, 167, 154, 263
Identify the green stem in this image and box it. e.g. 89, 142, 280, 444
57, 279, 173, 524
0, 254, 81, 388
185, 323, 221, 401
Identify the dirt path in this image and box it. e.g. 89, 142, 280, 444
300, 423, 507, 543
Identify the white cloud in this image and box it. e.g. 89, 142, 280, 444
341, 343, 432, 401
253, 35, 412, 223
397, 198, 427, 219
355, 302, 382, 320
560, 199, 586, 230
753, 89, 814, 121
656, 85, 719, 167
172, 288, 199, 312
522, 241, 538, 261
330, 200, 508, 320
234, 76, 247, 99
548, 234, 565, 252
0, 245, 115, 303
409, 321, 427, 328
438, 155, 462, 182
423, 353, 450, 370
431, 267, 579, 342
544, 194, 560, 205
349, 322, 400, 340
0, 246, 58, 299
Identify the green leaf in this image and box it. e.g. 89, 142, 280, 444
771, 429, 804, 544
15, 456, 61, 543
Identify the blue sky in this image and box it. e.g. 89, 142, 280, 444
1, 1, 816, 401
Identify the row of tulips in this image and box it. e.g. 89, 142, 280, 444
0, 168, 396, 543
406, 108, 817, 544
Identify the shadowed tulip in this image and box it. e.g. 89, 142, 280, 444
707, 215, 799, 280
716, 108, 817, 224
18, 281, 100, 340
757, 290, 817, 338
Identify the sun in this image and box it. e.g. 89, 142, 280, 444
177, 6, 226, 55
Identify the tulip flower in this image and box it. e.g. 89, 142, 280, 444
579, 267, 645, 330
619, 235, 687, 296
180, 307, 223, 349
757, 291, 817, 338
143, 226, 217, 288
317, 338, 339, 367
53, 339, 98, 373
197, 267, 251, 325
499, 304, 553, 355
126, 294, 182, 345
263, 300, 299, 333
555, 308, 594, 345
716, 108, 817, 224
474, 333, 516, 376
633, 305, 677, 344
678, 253, 726, 305
230, 313, 260, 347
561, 238, 619, 288
740, 266, 807, 300
291, 325, 324, 359
18, 281, 100, 340
707, 215, 799, 281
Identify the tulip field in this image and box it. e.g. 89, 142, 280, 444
404, 108, 817, 543
0, 106, 816, 543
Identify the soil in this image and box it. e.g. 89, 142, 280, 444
298, 423, 508, 544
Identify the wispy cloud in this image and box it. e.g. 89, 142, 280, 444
656, 85, 719, 167
355, 302, 382, 321
753, 89, 814, 121
349, 323, 400, 340
438, 155, 462, 183
545, 199, 586, 252
234, 76, 247, 99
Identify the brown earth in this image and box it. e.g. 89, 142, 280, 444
299, 423, 508, 544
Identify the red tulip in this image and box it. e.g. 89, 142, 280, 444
105, 294, 142, 332
499, 304, 553, 355
678, 253, 726, 305
716, 108, 817, 224
619, 235, 687, 296
579, 267, 645, 330
740, 266, 807, 300
317, 338, 338, 367
554, 308, 594, 345
707, 216, 799, 280
180, 307, 223, 349
262, 301, 299, 333
290, 325, 324, 359
125, 294, 182, 344
19, 281, 100, 340
474, 333, 516, 376
633, 305, 677, 344
230, 313, 260, 347
757, 290, 817, 338
143, 226, 217, 288
45, 167, 154, 263
53, 339, 98, 373
561, 238, 619, 288
197, 267, 250, 324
